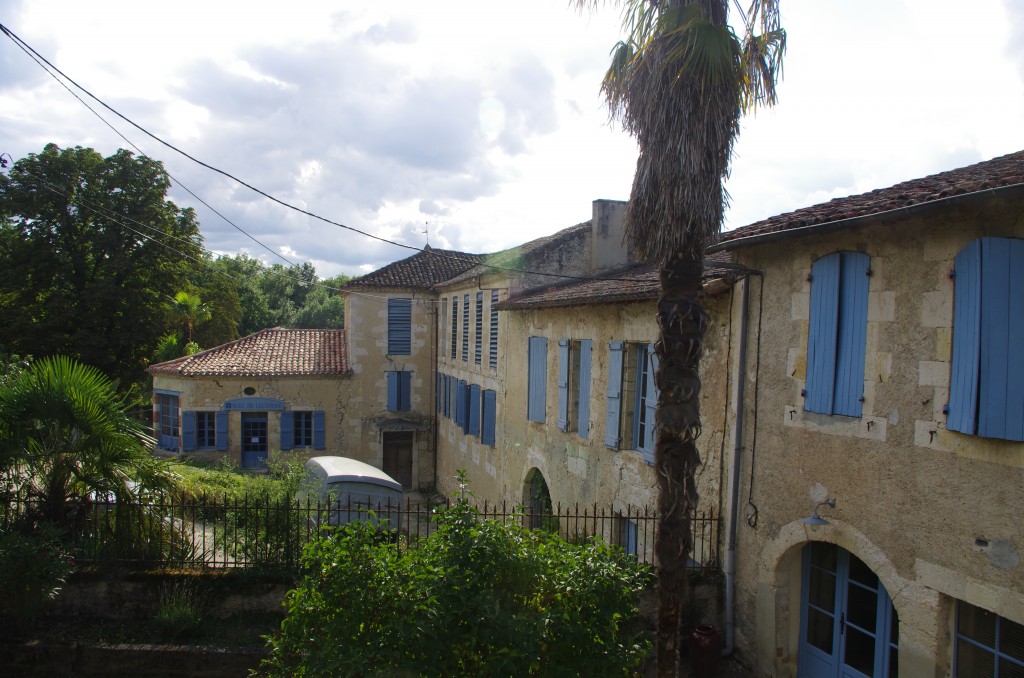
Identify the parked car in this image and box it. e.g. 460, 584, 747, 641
295, 456, 403, 530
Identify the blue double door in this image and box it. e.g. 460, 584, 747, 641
241, 412, 268, 469
799, 542, 899, 678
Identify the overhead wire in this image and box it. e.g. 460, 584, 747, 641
0, 21, 661, 285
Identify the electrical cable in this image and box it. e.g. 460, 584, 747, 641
0, 21, 671, 285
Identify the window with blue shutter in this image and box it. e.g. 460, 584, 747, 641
805, 251, 870, 417
387, 298, 412, 355
450, 296, 458, 359
387, 371, 412, 412
469, 384, 481, 436
481, 389, 497, 446
604, 342, 625, 448
948, 237, 1024, 441
182, 411, 197, 452
489, 290, 499, 370
475, 292, 483, 364
437, 374, 442, 412
313, 411, 325, 450
633, 344, 658, 465
578, 340, 592, 439
215, 411, 228, 451
196, 412, 216, 449
455, 379, 466, 426
557, 339, 570, 431
460, 383, 471, 436
443, 375, 451, 418
283, 411, 321, 448
462, 293, 470, 361
527, 337, 547, 423
155, 390, 180, 451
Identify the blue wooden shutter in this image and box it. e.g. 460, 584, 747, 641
643, 346, 659, 464
469, 384, 482, 436
557, 339, 570, 431
489, 290, 499, 369
387, 372, 399, 411
451, 296, 459, 359
948, 240, 982, 434
279, 411, 294, 450
462, 381, 472, 433
833, 252, 870, 416
400, 371, 412, 411
437, 374, 442, 412
462, 293, 469, 361
978, 238, 1024, 440
443, 375, 451, 417
181, 411, 196, 452
215, 411, 228, 451
578, 340, 592, 439
313, 411, 326, 449
527, 337, 547, 423
805, 253, 842, 414
604, 341, 624, 448
456, 379, 466, 426
482, 389, 496, 446
387, 298, 412, 355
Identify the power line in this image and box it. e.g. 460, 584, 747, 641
0, 22, 651, 285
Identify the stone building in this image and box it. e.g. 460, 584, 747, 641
147, 328, 351, 469
709, 151, 1024, 676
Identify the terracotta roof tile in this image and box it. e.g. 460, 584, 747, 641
497, 252, 738, 310
147, 328, 350, 377
344, 245, 482, 291
717, 150, 1024, 248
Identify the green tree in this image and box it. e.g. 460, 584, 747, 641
0, 356, 174, 532
212, 254, 275, 336
0, 144, 204, 387
261, 497, 651, 677
290, 275, 347, 329
578, 1, 785, 673
191, 258, 242, 349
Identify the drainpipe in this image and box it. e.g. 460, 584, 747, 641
722, 274, 752, 657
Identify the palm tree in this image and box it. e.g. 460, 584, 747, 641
577, 1, 785, 674
0, 356, 173, 532
166, 290, 211, 346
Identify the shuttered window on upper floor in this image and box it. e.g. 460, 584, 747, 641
387, 371, 412, 412
527, 337, 547, 423
462, 293, 470, 361
947, 237, 1024, 441
450, 296, 458, 359
805, 251, 870, 417
489, 290, 499, 370
387, 298, 412, 355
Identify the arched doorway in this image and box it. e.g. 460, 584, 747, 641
523, 468, 553, 530
799, 542, 899, 677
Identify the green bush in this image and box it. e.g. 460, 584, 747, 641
260, 498, 652, 677
0, 524, 74, 633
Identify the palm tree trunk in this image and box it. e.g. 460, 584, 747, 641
654, 249, 705, 676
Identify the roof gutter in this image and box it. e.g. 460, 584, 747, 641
708, 181, 1024, 254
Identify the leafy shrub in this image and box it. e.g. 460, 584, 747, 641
260, 497, 652, 677
0, 524, 74, 633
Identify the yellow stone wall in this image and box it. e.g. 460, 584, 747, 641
150, 374, 351, 467
723, 193, 1024, 676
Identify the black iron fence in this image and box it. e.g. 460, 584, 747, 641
2, 494, 719, 575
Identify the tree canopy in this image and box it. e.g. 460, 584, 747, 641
0, 144, 203, 386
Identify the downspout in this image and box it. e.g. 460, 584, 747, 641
722, 274, 752, 657
431, 294, 439, 492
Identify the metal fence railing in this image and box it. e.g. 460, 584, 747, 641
2, 494, 719, 575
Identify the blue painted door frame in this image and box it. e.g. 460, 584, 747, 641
241, 412, 268, 469
799, 542, 899, 678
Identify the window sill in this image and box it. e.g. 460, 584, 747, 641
783, 405, 887, 441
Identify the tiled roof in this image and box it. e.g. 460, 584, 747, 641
497, 252, 738, 310
147, 328, 350, 377
715, 150, 1024, 250
343, 245, 482, 291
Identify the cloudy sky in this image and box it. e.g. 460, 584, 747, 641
2, 0, 1023, 278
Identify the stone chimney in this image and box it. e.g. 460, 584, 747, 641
590, 199, 629, 273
